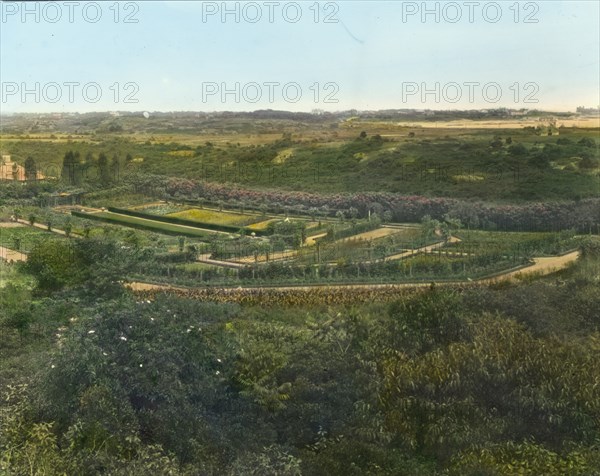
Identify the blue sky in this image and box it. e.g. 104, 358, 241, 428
1, 1, 598, 112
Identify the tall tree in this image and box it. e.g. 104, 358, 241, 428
98, 153, 110, 186
61, 151, 82, 185
111, 154, 120, 182
24, 156, 37, 181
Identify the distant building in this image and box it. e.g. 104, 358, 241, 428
0, 155, 45, 181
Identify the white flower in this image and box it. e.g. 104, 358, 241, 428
103, 352, 108, 356
139, 363, 143, 368
217, 358, 222, 363
51, 364, 55, 369
186, 329, 192, 333
120, 336, 127, 341
150, 317, 155, 321
215, 370, 220, 375
88, 330, 95, 334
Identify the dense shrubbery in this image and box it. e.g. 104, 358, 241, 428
147, 175, 600, 232
3, 269, 600, 474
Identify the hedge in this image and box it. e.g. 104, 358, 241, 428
107, 207, 268, 236
71, 211, 212, 238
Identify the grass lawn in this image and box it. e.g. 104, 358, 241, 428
245, 218, 279, 231
167, 208, 262, 226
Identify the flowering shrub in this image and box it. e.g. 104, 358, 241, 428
128, 175, 600, 233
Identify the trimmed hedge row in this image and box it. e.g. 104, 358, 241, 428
107, 207, 268, 236
70, 211, 211, 238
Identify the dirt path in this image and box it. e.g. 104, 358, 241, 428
338, 227, 402, 243
197, 254, 246, 269
305, 232, 327, 246
15, 218, 78, 237
481, 250, 581, 283
0, 246, 27, 263
0, 222, 25, 228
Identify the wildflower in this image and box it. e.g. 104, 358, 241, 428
215, 370, 220, 375
217, 358, 222, 363
51, 364, 55, 369
88, 330, 95, 334
120, 336, 127, 341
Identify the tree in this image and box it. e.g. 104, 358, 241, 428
61, 150, 82, 185
441, 214, 462, 242
12, 237, 22, 251
421, 215, 441, 241
24, 156, 37, 181
24, 240, 81, 291
28, 214, 36, 226
508, 143, 528, 156
110, 154, 120, 182
98, 153, 111, 186
63, 220, 73, 238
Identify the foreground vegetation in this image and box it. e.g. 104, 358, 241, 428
1, 236, 599, 474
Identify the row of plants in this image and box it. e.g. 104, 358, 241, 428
135, 252, 525, 288
70, 211, 215, 239
450, 230, 580, 256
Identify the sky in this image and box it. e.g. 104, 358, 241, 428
1, 0, 599, 113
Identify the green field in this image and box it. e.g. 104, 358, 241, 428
167, 208, 261, 226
